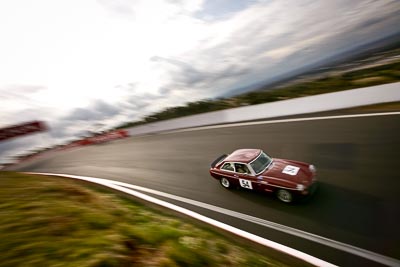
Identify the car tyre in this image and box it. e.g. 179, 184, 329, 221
276, 189, 293, 203
220, 177, 231, 189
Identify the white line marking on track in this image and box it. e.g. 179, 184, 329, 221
165, 111, 400, 134
114, 181, 400, 267
27, 172, 400, 267
27, 172, 336, 267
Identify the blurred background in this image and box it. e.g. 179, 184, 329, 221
1, 0, 400, 165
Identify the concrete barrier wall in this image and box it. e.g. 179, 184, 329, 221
127, 82, 400, 136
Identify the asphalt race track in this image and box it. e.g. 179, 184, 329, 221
11, 113, 400, 266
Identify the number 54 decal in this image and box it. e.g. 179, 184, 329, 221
239, 179, 253, 189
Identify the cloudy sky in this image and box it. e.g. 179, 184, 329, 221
1, 0, 400, 162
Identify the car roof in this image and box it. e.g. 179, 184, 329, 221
224, 149, 261, 163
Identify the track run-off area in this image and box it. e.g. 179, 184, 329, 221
11, 112, 400, 267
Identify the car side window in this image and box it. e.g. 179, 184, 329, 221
234, 163, 250, 174
221, 162, 234, 171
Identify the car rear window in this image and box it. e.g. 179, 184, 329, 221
221, 162, 234, 171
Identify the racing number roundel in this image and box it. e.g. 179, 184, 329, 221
239, 179, 253, 189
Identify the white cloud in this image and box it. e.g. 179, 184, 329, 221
0, 0, 399, 161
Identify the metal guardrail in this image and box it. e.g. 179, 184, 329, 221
127, 82, 400, 136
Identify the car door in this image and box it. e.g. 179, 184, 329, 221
234, 163, 259, 191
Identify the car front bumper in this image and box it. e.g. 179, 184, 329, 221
301, 181, 318, 195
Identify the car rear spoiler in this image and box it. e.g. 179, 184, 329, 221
211, 154, 228, 168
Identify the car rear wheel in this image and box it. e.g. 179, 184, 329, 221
276, 189, 293, 203
220, 177, 231, 189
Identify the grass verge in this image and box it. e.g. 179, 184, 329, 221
0, 172, 288, 267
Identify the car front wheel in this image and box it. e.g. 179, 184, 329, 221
220, 177, 231, 189
276, 189, 293, 203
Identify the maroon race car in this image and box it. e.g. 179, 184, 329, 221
209, 149, 317, 203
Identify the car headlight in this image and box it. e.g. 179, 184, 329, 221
309, 164, 316, 173
296, 184, 305, 190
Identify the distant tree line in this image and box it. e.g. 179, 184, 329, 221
117, 61, 400, 129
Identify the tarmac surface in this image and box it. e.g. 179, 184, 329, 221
12, 113, 400, 266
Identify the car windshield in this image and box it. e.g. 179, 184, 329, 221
250, 152, 272, 174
